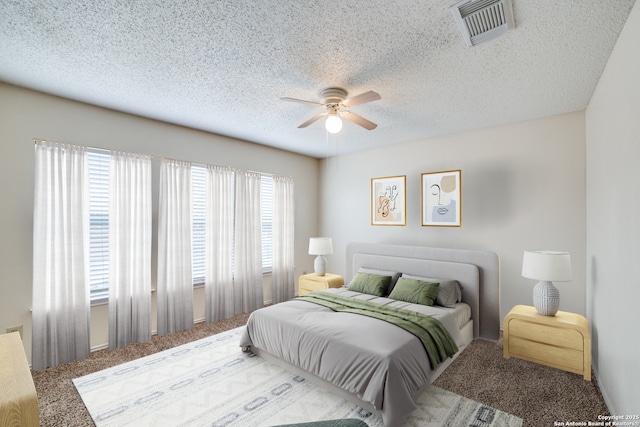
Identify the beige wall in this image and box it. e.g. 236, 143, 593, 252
319, 111, 587, 325
0, 83, 320, 362
586, 0, 640, 415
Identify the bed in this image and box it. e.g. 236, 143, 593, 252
239, 242, 500, 426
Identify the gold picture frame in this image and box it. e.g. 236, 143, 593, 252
421, 170, 462, 227
371, 175, 406, 226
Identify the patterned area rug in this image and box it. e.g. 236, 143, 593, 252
73, 327, 522, 427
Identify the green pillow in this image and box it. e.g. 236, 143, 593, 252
347, 273, 392, 297
388, 277, 439, 306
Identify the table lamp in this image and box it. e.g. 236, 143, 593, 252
308, 237, 333, 276
522, 250, 573, 316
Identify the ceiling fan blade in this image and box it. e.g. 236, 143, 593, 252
341, 111, 377, 130
281, 97, 324, 107
298, 112, 327, 128
342, 90, 381, 107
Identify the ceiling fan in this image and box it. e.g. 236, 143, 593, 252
281, 87, 381, 134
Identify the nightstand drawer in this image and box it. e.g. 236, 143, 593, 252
509, 336, 584, 372
300, 280, 331, 294
298, 273, 344, 296
509, 318, 583, 351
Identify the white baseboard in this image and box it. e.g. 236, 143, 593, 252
90, 343, 109, 352
90, 316, 219, 353
590, 365, 614, 415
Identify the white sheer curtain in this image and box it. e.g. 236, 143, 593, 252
157, 159, 194, 335
271, 176, 295, 304
234, 170, 263, 314
108, 151, 152, 350
204, 166, 235, 322
32, 140, 90, 370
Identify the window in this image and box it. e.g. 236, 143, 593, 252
261, 175, 273, 274
191, 165, 206, 285
190, 168, 274, 283
88, 159, 274, 299
88, 149, 110, 302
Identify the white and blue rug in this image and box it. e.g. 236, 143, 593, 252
73, 327, 522, 427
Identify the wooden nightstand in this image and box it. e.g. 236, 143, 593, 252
298, 273, 344, 296
503, 304, 591, 381
0, 332, 39, 426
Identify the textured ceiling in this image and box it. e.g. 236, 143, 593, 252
0, 0, 636, 158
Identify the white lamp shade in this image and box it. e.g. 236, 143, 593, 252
522, 250, 573, 282
309, 237, 333, 255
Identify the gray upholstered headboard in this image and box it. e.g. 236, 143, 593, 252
346, 242, 500, 340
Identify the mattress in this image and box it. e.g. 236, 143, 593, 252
240, 288, 470, 426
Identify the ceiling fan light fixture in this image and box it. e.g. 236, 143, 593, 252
282, 87, 380, 132
325, 114, 343, 134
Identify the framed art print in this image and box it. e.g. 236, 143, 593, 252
371, 175, 406, 226
421, 170, 461, 227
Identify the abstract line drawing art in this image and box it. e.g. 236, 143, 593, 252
371, 175, 406, 226
421, 170, 461, 227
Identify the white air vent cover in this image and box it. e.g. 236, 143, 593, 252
451, 0, 514, 47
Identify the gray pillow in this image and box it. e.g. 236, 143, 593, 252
388, 277, 439, 306
347, 272, 392, 297
357, 267, 401, 294
401, 274, 462, 307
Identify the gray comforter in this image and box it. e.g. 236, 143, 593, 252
239, 288, 466, 426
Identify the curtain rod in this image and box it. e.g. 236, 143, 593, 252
33, 138, 155, 158
164, 156, 276, 177
33, 138, 292, 178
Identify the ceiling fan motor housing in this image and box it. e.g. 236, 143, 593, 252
320, 87, 347, 106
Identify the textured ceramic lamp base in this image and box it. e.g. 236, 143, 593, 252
314, 255, 327, 276
533, 280, 560, 316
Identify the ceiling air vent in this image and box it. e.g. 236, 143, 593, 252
451, 0, 514, 47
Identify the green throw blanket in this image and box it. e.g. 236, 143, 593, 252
297, 292, 459, 369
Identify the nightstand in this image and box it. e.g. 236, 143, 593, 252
0, 332, 39, 426
503, 305, 591, 380
298, 273, 344, 296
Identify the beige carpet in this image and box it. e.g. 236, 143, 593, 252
432, 338, 610, 427
31, 313, 609, 427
